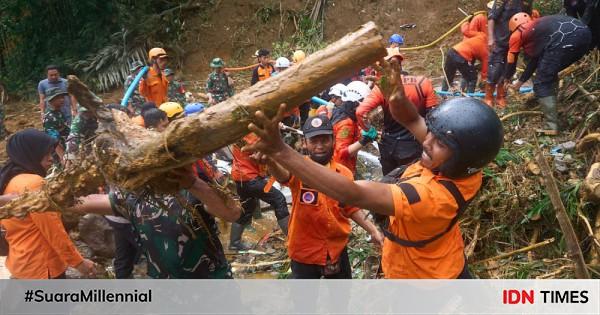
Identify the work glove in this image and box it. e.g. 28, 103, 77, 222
359, 126, 378, 146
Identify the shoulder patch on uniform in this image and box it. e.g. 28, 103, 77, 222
339, 128, 350, 138
397, 182, 421, 205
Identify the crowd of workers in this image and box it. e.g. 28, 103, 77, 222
0, 0, 598, 280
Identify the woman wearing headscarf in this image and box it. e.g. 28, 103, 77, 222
0, 129, 96, 279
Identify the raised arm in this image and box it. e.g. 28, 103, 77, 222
378, 57, 428, 143
170, 166, 241, 222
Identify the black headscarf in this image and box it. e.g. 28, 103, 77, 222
0, 129, 57, 193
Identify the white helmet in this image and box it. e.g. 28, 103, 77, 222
328, 83, 347, 98
343, 81, 371, 102
275, 57, 291, 68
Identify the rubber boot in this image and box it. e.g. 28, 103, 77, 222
484, 83, 495, 107
277, 216, 289, 236
228, 223, 252, 251
496, 83, 507, 109
536, 96, 559, 136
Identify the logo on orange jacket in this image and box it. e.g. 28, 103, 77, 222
300, 188, 318, 205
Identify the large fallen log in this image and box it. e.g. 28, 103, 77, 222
0, 22, 387, 219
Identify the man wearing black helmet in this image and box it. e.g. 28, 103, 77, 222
242, 56, 504, 279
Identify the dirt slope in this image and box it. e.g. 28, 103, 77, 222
182, 0, 488, 82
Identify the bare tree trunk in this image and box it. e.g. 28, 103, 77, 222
0, 22, 386, 219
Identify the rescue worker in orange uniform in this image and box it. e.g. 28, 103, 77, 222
259, 116, 382, 279
486, 0, 532, 108
139, 48, 169, 105
229, 133, 289, 250
243, 55, 503, 279
0, 129, 96, 279
461, 12, 488, 40
504, 13, 591, 135
331, 81, 371, 173
356, 53, 438, 175
251, 49, 274, 86
442, 31, 488, 93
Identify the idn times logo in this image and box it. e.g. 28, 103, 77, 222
502, 289, 589, 304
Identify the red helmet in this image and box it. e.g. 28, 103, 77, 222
509, 12, 532, 32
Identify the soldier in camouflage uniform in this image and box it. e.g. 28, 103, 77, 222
64, 106, 98, 161
124, 61, 147, 115
43, 87, 70, 147
206, 58, 233, 105
164, 68, 187, 104
69, 162, 239, 279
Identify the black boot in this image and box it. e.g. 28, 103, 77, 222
536, 96, 559, 136
228, 223, 252, 251
277, 216, 289, 236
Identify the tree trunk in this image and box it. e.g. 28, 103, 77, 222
0, 21, 386, 219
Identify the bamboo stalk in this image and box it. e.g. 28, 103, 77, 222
535, 151, 590, 279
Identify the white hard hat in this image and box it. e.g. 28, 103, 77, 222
328, 83, 347, 98
275, 57, 291, 68
343, 81, 371, 102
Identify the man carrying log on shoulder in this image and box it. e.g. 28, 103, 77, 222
243, 54, 504, 279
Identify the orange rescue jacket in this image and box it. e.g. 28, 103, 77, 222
0, 174, 83, 279
382, 162, 482, 278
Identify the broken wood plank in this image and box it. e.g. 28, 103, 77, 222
536, 152, 590, 278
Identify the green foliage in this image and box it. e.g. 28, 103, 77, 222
521, 180, 581, 224
0, 0, 208, 96
534, 0, 563, 16
271, 9, 326, 59
495, 147, 521, 167
255, 4, 278, 24
0, 1, 118, 96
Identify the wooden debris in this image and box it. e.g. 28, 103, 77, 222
474, 238, 555, 265
582, 162, 600, 203
230, 259, 289, 268
536, 152, 590, 278
577, 133, 600, 153
500, 110, 542, 122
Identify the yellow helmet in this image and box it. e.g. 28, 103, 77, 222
159, 102, 184, 119
292, 50, 306, 63
148, 47, 168, 61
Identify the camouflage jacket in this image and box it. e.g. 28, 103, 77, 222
109, 186, 231, 279
43, 109, 70, 146
124, 74, 146, 114
206, 72, 233, 104
65, 115, 98, 159
167, 80, 186, 104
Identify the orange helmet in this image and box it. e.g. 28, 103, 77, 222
148, 47, 167, 61
509, 12, 532, 32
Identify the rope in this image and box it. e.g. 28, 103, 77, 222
224, 64, 258, 72
399, 11, 487, 51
